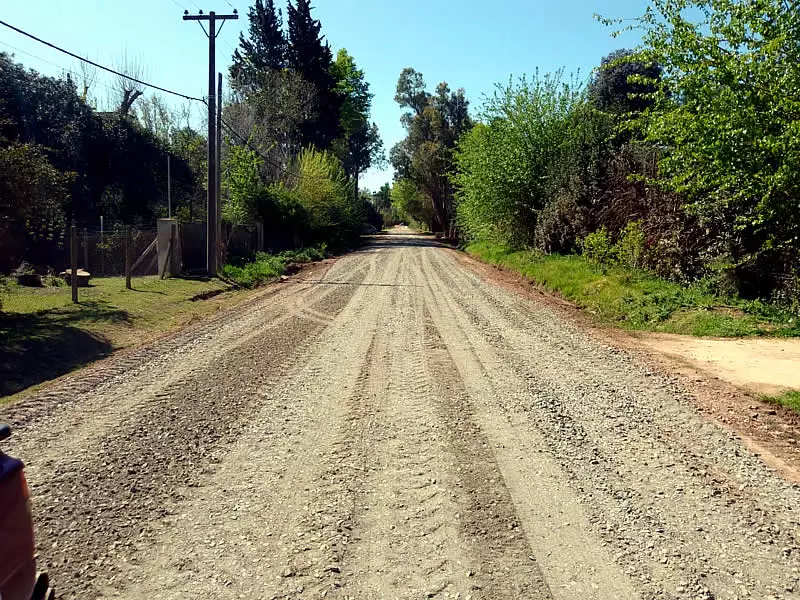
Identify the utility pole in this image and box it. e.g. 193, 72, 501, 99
167, 155, 172, 219
216, 72, 223, 269
183, 9, 238, 276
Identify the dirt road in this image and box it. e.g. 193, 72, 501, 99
3, 229, 799, 600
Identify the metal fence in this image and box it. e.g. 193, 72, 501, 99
73, 227, 158, 278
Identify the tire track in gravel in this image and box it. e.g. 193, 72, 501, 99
101, 245, 399, 599
417, 248, 635, 600
337, 248, 479, 600
0, 252, 374, 600
423, 246, 800, 599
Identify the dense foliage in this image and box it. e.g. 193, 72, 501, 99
223, 0, 384, 254
228, 0, 383, 193
389, 68, 472, 235
0, 52, 200, 272
449, 0, 800, 307
2, 0, 383, 278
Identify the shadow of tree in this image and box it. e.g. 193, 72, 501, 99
0, 301, 130, 398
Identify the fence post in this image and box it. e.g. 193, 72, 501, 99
82, 228, 89, 270
125, 226, 132, 290
71, 224, 78, 304
100, 215, 105, 277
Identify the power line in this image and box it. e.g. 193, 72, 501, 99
0, 41, 120, 97
0, 18, 204, 102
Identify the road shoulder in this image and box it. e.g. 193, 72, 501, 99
453, 248, 800, 484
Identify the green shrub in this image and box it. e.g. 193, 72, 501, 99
534, 194, 589, 254
581, 228, 614, 265
614, 221, 646, 270
222, 245, 329, 289
222, 254, 286, 289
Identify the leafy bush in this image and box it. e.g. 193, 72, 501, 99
222, 254, 286, 289
581, 228, 614, 265
614, 221, 646, 270
222, 245, 329, 289
276, 148, 367, 249
453, 71, 584, 246
628, 0, 800, 295
534, 194, 589, 254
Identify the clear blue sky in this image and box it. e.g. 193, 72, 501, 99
0, 0, 649, 191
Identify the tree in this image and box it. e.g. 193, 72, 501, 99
394, 68, 429, 116
230, 0, 287, 90
287, 0, 342, 150
452, 71, 584, 246
588, 49, 661, 115
391, 178, 433, 230
113, 53, 146, 116
372, 183, 391, 213
0, 143, 74, 269
331, 49, 384, 198
225, 70, 317, 179
391, 68, 472, 235
223, 145, 263, 225
135, 94, 177, 145
628, 0, 800, 293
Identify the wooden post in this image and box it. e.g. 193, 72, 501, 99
160, 225, 175, 280
82, 228, 89, 270
71, 224, 78, 304
125, 226, 132, 290
100, 215, 105, 276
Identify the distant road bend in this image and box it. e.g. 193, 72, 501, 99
3, 228, 799, 600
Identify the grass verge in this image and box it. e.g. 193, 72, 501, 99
222, 246, 328, 288
762, 391, 800, 413
0, 275, 244, 400
466, 241, 800, 337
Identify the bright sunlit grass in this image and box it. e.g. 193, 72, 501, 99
466, 241, 800, 338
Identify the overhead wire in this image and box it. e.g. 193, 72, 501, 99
0, 18, 204, 102
1, 15, 331, 186
0, 40, 121, 97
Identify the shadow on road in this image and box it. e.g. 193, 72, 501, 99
360, 231, 453, 251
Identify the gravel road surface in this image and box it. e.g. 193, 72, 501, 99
2, 229, 799, 600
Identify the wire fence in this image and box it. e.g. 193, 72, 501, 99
72, 227, 159, 278
3, 219, 265, 294
2, 222, 161, 290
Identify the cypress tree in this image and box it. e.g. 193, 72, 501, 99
230, 0, 287, 88
287, 0, 342, 150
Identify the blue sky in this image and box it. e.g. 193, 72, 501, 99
0, 0, 649, 190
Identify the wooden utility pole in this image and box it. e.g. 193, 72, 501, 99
70, 224, 78, 304
124, 226, 132, 290
183, 9, 238, 276
216, 72, 223, 270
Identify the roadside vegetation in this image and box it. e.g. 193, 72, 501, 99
222, 246, 328, 288
1, 0, 385, 281
763, 391, 800, 414
468, 241, 800, 337
389, 0, 799, 335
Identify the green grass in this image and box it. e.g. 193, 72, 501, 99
222, 246, 328, 289
762, 390, 800, 413
0, 275, 243, 400
466, 241, 800, 337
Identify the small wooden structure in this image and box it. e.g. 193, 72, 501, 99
61, 268, 91, 287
